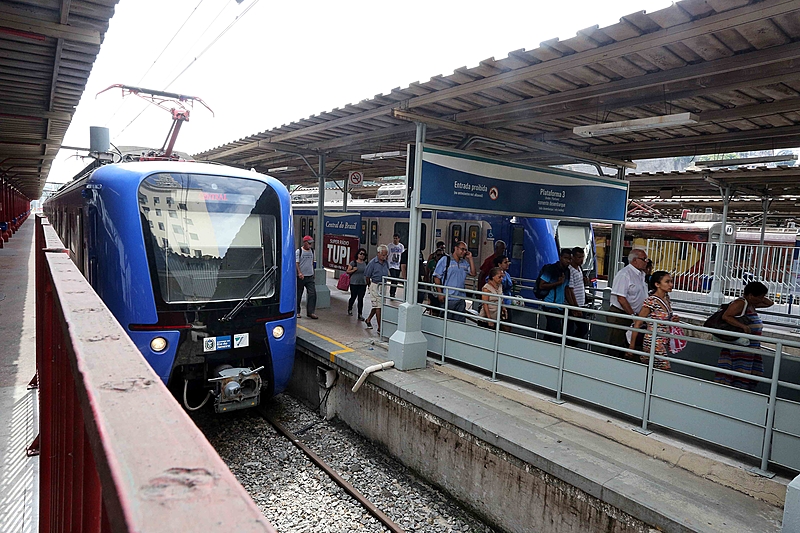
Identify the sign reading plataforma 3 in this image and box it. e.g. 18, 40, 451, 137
418, 145, 629, 223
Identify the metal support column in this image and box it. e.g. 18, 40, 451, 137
608, 223, 624, 287
314, 153, 331, 309
757, 196, 771, 281
607, 166, 627, 286
389, 123, 428, 370
710, 186, 731, 304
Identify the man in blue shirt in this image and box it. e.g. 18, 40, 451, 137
539, 248, 577, 338
433, 241, 476, 322
363, 245, 390, 332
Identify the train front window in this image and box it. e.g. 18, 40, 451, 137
139, 172, 279, 304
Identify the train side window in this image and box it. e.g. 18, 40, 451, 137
394, 222, 409, 247
467, 224, 479, 256
301, 218, 307, 240
361, 220, 367, 245
420, 223, 427, 252
370, 221, 378, 246
308, 218, 314, 238
511, 225, 524, 260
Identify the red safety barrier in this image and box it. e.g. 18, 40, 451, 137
34, 215, 277, 533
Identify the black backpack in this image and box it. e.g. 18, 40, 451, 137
534, 265, 550, 300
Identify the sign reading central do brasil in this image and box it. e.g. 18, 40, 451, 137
418, 145, 629, 223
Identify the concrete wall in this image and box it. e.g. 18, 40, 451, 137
287, 351, 652, 533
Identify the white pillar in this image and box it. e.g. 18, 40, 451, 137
783, 474, 800, 532
314, 153, 331, 308
389, 123, 428, 370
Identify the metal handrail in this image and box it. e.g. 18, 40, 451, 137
381, 274, 800, 472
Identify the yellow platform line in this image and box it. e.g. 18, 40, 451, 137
297, 325, 354, 362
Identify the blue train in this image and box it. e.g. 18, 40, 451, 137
45, 161, 296, 412
291, 184, 597, 299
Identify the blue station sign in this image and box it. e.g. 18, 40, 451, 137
323, 212, 361, 237
418, 145, 628, 223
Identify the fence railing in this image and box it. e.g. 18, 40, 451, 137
35, 216, 277, 533
379, 276, 800, 474
646, 239, 799, 307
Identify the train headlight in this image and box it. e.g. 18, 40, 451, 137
272, 325, 285, 339
150, 337, 168, 352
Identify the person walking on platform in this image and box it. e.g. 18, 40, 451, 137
607, 249, 649, 358
539, 249, 576, 339
364, 245, 390, 332
346, 248, 368, 320
567, 247, 590, 347
628, 270, 680, 370
387, 233, 405, 298
478, 240, 506, 290
715, 281, 774, 390
296, 235, 318, 319
480, 267, 509, 331
432, 241, 476, 322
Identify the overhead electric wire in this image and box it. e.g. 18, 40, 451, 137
115, 0, 259, 139
105, 0, 207, 129
164, 0, 261, 90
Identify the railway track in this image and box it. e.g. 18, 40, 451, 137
191, 394, 496, 533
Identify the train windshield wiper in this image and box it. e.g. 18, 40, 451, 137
221, 266, 278, 323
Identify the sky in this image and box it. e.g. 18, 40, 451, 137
48, 0, 674, 185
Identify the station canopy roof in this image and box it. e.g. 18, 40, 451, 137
195, 0, 800, 218
0, 0, 118, 200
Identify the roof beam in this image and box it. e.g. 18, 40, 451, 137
392, 109, 635, 169
458, 42, 800, 127
205, 0, 798, 162
0, 106, 72, 121
0, 3, 100, 44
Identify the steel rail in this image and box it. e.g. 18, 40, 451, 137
260, 410, 405, 533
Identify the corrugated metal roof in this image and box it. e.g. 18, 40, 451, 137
195, 0, 800, 197
0, 0, 118, 199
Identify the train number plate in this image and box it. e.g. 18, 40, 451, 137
203, 333, 248, 352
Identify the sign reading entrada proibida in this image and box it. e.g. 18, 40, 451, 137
417, 145, 628, 223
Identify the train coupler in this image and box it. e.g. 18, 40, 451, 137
209, 365, 264, 413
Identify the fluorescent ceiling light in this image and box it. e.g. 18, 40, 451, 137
573, 113, 698, 138
361, 151, 402, 160
267, 166, 298, 173
693, 154, 798, 167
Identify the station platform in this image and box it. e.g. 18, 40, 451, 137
296, 275, 791, 532
0, 221, 39, 533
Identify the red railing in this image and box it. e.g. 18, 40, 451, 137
34, 215, 277, 533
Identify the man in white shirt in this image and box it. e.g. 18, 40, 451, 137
608, 248, 649, 357
387, 233, 405, 298
567, 247, 590, 347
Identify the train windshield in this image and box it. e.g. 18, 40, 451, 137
138, 172, 278, 304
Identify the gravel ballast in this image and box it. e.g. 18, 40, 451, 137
191, 394, 497, 533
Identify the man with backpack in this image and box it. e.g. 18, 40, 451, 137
537, 249, 577, 338
432, 241, 476, 322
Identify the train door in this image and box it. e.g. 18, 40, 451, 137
466, 223, 480, 258
361, 217, 379, 258
448, 223, 463, 254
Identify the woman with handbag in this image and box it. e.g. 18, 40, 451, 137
346, 248, 368, 320
629, 271, 681, 371
480, 268, 510, 332
714, 281, 774, 390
